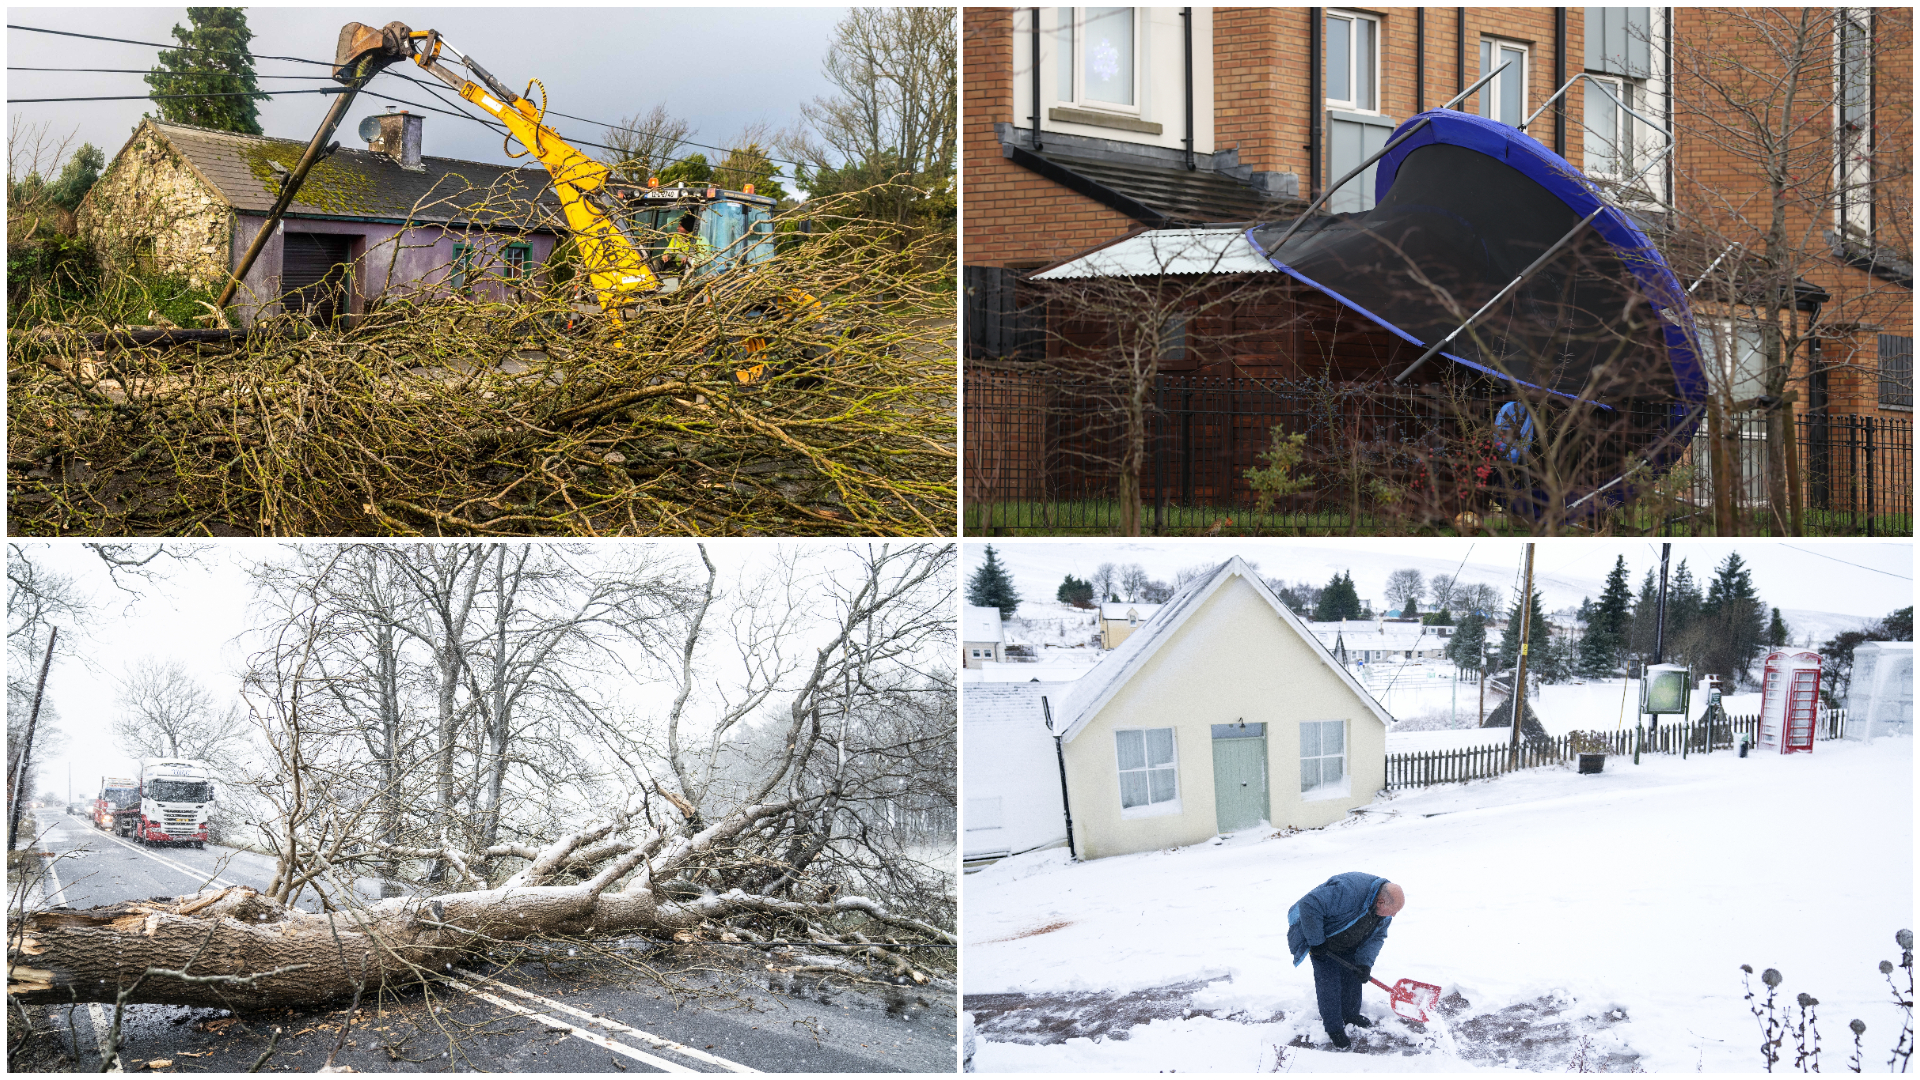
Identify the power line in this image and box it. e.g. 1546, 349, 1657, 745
6, 23, 333, 66
10, 66, 335, 79
10, 89, 328, 104
1779, 544, 1912, 581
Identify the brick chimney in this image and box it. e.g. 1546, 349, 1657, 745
367, 110, 424, 172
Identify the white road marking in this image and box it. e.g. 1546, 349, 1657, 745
452, 981, 700, 1073
91, 830, 242, 891
89, 1004, 122, 1073
448, 970, 760, 1073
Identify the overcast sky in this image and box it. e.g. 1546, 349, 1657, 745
964, 539, 1914, 624
13, 540, 941, 805
8, 7, 848, 188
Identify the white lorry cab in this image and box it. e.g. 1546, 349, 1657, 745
136, 758, 215, 848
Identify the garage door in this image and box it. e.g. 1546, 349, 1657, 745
282, 233, 354, 325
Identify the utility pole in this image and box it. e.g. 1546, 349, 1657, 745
7, 627, 58, 847
1653, 543, 1671, 664
1509, 544, 1535, 768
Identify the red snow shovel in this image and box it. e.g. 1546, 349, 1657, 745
1323, 952, 1444, 1023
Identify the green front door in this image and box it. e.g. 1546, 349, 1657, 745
1211, 723, 1269, 833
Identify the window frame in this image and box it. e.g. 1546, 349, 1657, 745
1299, 719, 1349, 800
1477, 37, 1531, 128
1324, 9, 1381, 114
1054, 7, 1142, 115
1879, 334, 1912, 411
1833, 8, 1873, 239
450, 241, 478, 296
1582, 74, 1636, 182
501, 242, 532, 282
1115, 725, 1181, 817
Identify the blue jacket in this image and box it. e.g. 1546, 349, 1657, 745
1287, 872, 1392, 968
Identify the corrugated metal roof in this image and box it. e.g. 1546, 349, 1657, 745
1033, 227, 1276, 280
148, 119, 561, 227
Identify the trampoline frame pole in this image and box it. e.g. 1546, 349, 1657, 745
1390, 202, 1609, 385
1260, 61, 1514, 257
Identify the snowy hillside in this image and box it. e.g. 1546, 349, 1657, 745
964, 735, 1912, 1073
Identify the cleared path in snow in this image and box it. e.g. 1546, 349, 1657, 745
964, 736, 1911, 1072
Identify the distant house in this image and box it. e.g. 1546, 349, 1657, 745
963, 605, 1007, 669
1099, 602, 1163, 650
1305, 619, 1451, 663
76, 114, 562, 326
965, 557, 1391, 862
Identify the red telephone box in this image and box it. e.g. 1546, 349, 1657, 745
1757, 651, 1822, 754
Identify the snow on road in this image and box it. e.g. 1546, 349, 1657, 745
965, 735, 1912, 1072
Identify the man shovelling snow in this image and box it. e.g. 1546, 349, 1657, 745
1288, 872, 1406, 1050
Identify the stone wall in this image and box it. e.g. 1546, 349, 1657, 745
74, 120, 231, 288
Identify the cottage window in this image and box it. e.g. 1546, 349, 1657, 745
502, 243, 531, 282
451, 242, 478, 296
131, 237, 156, 276
1055, 8, 1138, 111
1115, 726, 1177, 810
1477, 39, 1529, 128
1834, 9, 1872, 238
1300, 719, 1346, 795
1325, 10, 1379, 113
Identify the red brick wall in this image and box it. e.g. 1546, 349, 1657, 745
963, 7, 1139, 270
1671, 8, 1912, 421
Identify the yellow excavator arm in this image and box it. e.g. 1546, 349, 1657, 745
335, 21, 659, 312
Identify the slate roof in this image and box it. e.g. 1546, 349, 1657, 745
1054, 556, 1395, 740
145, 119, 561, 228
963, 681, 1074, 729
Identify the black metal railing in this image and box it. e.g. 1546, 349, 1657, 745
964, 364, 1913, 536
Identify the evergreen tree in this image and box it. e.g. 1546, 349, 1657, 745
1422, 607, 1453, 627
1668, 560, 1703, 640
1767, 607, 1789, 648
966, 545, 1020, 619
1311, 571, 1362, 621
657, 152, 714, 186
1055, 574, 1094, 608
1627, 569, 1660, 660
46, 144, 104, 212
1447, 609, 1487, 671
1699, 552, 1767, 683
1577, 556, 1634, 676
1493, 587, 1552, 675
1883, 606, 1913, 641
146, 8, 268, 135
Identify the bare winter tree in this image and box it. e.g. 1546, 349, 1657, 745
112, 658, 250, 767
1090, 562, 1119, 603
1384, 569, 1426, 614
1118, 564, 1152, 603
8, 542, 956, 1008
600, 103, 695, 185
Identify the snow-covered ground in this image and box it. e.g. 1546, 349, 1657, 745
964, 735, 1912, 1073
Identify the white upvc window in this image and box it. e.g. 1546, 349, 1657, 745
1834, 8, 1872, 238
1698, 318, 1767, 408
1300, 719, 1348, 797
1116, 726, 1178, 812
1477, 38, 1530, 127
1583, 75, 1635, 181
1055, 7, 1139, 112
1324, 10, 1380, 113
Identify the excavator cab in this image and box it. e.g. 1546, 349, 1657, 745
621, 182, 776, 290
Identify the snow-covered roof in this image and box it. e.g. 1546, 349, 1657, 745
1305, 620, 1449, 651
1054, 557, 1394, 741
964, 605, 1006, 643
1032, 227, 1279, 280
1098, 602, 1164, 621
964, 681, 1075, 729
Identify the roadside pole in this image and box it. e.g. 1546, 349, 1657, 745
7, 627, 58, 847
1509, 544, 1535, 769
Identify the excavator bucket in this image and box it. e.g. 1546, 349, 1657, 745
333, 21, 414, 83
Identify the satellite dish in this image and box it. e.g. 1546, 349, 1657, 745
357, 115, 382, 144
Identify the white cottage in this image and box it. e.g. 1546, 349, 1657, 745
962, 682, 1073, 866
963, 605, 1007, 669
965, 557, 1392, 863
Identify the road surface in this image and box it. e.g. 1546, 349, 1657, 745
15, 809, 956, 1073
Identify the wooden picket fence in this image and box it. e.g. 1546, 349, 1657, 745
1385, 709, 1849, 790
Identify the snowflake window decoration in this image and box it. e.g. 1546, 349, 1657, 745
1091, 38, 1120, 84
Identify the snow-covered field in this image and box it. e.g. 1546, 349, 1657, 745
964, 735, 1912, 1072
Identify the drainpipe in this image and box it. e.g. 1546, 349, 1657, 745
1308, 9, 1321, 202
1663, 7, 1673, 209
1031, 8, 1044, 153
1416, 9, 1426, 113
1456, 8, 1466, 104
1043, 696, 1077, 860
1553, 8, 1567, 155
1182, 8, 1196, 170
